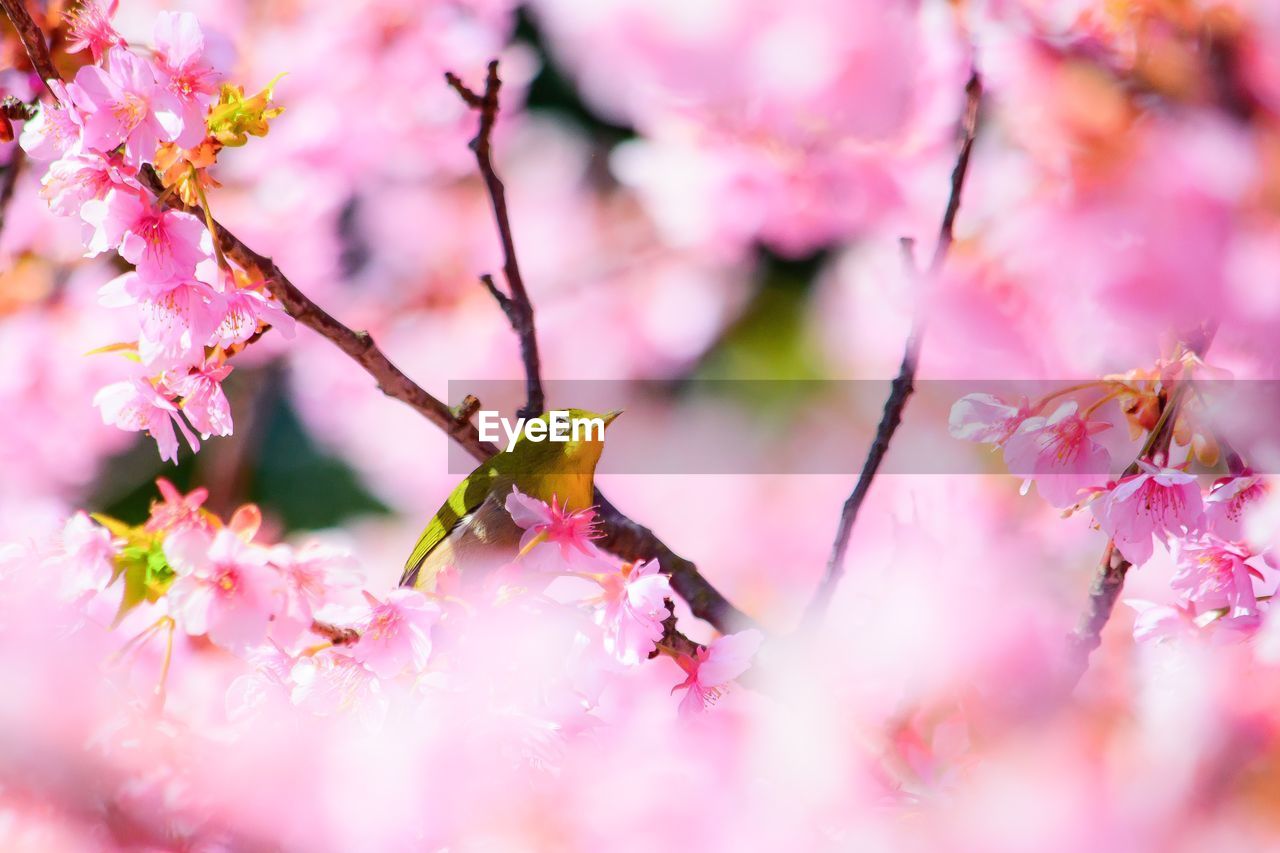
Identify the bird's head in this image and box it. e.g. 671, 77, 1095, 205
507, 407, 621, 474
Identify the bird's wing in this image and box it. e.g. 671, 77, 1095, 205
401, 461, 506, 588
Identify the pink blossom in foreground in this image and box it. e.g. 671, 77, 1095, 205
18, 81, 84, 161
948, 393, 1031, 445
72, 48, 183, 166
1204, 473, 1267, 541
93, 378, 199, 463
269, 543, 363, 642
1091, 461, 1204, 567
164, 528, 281, 651
1126, 599, 1196, 645
152, 11, 228, 148
593, 559, 671, 665
1171, 535, 1267, 618
349, 589, 442, 678
49, 512, 116, 598
81, 190, 209, 282
165, 361, 233, 438
506, 487, 603, 564
1002, 401, 1111, 508
63, 0, 124, 63
671, 629, 763, 717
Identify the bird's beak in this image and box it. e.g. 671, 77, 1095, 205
602, 409, 623, 426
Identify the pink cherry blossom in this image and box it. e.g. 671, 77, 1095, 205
145, 478, 212, 533
1204, 473, 1267, 541
593, 559, 671, 665
1170, 534, 1268, 619
289, 651, 387, 729
152, 11, 229, 149
39, 152, 134, 218
268, 542, 363, 640
349, 589, 441, 678
164, 527, 282, 651
63, 0, 124, 63
165, 361, 233, 438
99, 272, 225, 368
1125, 599, 1196, 645
49, 512, 116, 598
948, 393, 1031, 445
671, 629, 763, 717
72, 47, 183, 166
505, 487, 602, 564
1002, 401, 1112, 508
93, 378, 199, 463
18, 81, 84, 161
81, 190, 210, 282
1091, 462, 1205, 567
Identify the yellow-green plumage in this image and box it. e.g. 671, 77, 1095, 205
401, 408, 617, 590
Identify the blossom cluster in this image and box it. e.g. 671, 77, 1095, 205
18, 2, 290, 463
951, 355, 1274, 645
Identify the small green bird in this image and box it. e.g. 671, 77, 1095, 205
401, 408, 620, 591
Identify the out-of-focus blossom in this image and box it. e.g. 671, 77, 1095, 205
1092, 461, 1203, 567
1002, 401, 1111, 508
144, 478, 212, 533
165, 527, 281, 650
1170, 535, 1268, 619
949, 393, 1031, 444
593, 559, 670, 665
1204, 473, 1267, 542
349, 589, 441, 678
671, 629, 763, 717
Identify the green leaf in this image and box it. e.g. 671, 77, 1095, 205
207, 74, 286, 147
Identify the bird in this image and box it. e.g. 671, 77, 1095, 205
400, 408, 620, 591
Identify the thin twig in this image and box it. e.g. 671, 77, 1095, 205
0, 2, 753, 636
447, 61, 545, 420
804, 70, 983, 624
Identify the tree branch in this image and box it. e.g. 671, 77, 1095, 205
804, 69, 983, 623
0, 2, 753, 636
447, 61, 545, 420
0, 0, 58, 95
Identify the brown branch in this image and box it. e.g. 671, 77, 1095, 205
804, 69, 982, 624
1064, 320, 1219, 686
447, 61, 545, 420
0, 0, 58, 95
0, 146, 24, 236
0, 2, 752, 636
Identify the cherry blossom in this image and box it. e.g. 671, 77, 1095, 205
145, 478, 213, 533
1092, 462, 1204, 567
81, 190, 210, 282
349, 589, 442, 678
17, 81, 84, 161
164, 527, 282, 651
93, 378, 200, 463
165, 361, 233, 438
593, 559, 671, 665
671, 629, 763, 717
72, 47, 183, 166
1002, 401, 1111, 508
948, 393, 1031, 445
1204, 473, 1267, 541
505, 487, 603, 565
151, 11, 228, 148
63, 0, 124, 63
1170, 535, 1268, 619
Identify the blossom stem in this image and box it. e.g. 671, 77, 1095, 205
1030, 380, 1110, 414
153, 616, 176, 710
190, 164, 230, 272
